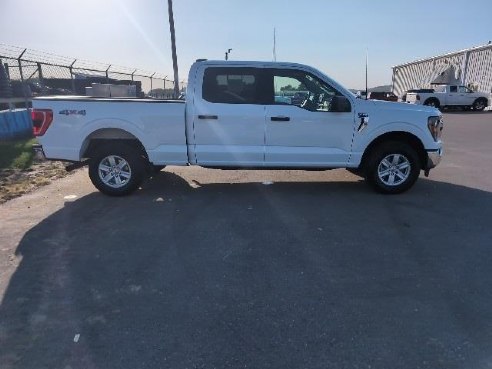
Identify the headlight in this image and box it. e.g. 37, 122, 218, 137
428, 116, 443, 141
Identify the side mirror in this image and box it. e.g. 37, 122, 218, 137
330, 95, 351, 112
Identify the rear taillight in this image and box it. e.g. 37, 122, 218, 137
31, 109, 53, 136
416, 94, 420, 101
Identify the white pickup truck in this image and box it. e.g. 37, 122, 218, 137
406, 84, 489, 111
32, 60, 443, 195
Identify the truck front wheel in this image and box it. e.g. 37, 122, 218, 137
89, 143, 146, 196
365, 141, 421, 194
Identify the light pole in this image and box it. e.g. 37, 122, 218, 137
225, 48, 232, 61
167, 0, 180, 99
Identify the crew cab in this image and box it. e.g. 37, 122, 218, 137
32, 60, 444, 195
406, 84, 490, 111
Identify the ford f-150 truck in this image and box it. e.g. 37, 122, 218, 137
406, 84, 490, 110
32, 60, 443, 195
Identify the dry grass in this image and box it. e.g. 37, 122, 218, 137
0, 138, 73, 203
0, 154, 70, 204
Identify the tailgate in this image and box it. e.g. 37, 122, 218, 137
406, 93, 420, 104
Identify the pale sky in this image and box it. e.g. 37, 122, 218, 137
1, 0, 491, 89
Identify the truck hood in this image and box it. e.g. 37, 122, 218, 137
357, 99, 440, 115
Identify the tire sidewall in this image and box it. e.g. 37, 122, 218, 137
473, 98, 486, 111
367, 142, 421, 194
89, 144, 145, 196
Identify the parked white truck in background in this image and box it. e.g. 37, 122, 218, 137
406, 84, 490, 110
31, 60, 443, 195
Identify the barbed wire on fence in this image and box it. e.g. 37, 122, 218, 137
0, 44, 186, 103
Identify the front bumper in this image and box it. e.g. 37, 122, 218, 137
426, 147, 443, 169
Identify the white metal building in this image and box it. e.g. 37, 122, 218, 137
392, 43, 492, 97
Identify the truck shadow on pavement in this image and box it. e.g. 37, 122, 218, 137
1, 172, 492, 369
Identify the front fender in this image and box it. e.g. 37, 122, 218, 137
349, 121, 434, 166
363, 121, 431, 148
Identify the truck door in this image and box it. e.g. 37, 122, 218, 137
447, 85, 459, 105
263, 68, 355, 167
190, 66, 266, 166
457, 86, 476, 105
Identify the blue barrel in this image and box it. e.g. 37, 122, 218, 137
0, 109, 33, 140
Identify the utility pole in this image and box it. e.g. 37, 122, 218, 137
273, 27, 276, 61
365, 48, 368, 100
225, 48, 232, 61
167, 0, 179, 98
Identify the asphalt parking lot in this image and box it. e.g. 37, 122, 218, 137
1, 112, 491, 369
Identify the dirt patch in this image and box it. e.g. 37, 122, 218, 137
0, 159, 72, 204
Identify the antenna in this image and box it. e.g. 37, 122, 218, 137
273, 27, 277, 61
365, 48, 368, 100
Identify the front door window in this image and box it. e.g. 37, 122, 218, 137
272, 70, 343, 112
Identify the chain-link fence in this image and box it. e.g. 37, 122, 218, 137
0, 44, 187, 109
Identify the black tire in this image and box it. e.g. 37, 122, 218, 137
88, 142, 147, 196
473, 98, 487, 111
423, 98, 440, 109
365, 141, 421, 194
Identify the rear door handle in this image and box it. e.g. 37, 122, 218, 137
198, 115, 218, 120
270, 116, 290, 122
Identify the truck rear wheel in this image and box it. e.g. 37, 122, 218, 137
88, 143, 146, 196
365, 141, 421, 194
473, 98, 487, 111
423, 98, 440, 109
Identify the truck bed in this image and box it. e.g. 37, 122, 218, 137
33, 96, 188, 165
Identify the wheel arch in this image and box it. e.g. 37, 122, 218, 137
360, 131, 427, 172
80, 128, 148, 160
474, 96, 488, 105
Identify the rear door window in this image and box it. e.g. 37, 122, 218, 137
202, 67, 263, 104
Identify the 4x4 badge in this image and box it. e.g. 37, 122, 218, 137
59, 109, 86, 116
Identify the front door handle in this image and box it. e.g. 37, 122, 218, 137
198, 115, 218, 120
270, 116, 290, 122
